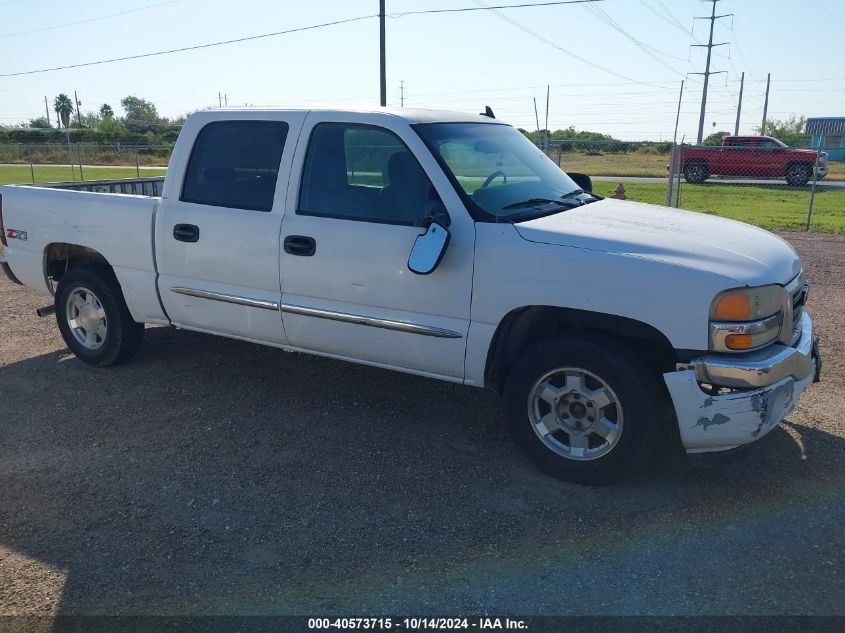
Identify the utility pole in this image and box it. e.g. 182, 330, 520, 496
74, 91, 83, 127
691, 0, 731, 144
533, 98, 541, 147
667, 79, 685, 208
672, 79, 685, 146
224, 93, 228, 107
400, 80, 405, 107
734, 71, 744, 135
544, 85, 550, 152
379, 0, 386, 106
761, 73, 771, 135
44, 96, 51, 127
218, 92, 222, 107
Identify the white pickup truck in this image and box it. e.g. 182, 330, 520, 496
0, 107, 821, 484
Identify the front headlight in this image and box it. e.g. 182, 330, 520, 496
709, 285, 785, 352
711, 285, 783, 321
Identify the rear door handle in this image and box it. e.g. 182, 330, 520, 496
173, 224, 199, 243
284, 235, 316, 257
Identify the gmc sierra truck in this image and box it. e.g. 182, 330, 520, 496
681, 135, 828, 186
0, 108, 821, 484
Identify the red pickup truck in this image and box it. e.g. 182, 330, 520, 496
681, 135, 828, 186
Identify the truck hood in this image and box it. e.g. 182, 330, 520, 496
513, 198, 801, 286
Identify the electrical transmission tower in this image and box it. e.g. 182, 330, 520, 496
690, 0, 732, 144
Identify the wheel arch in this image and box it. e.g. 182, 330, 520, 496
43, 242, 113, 292
683, 157, 709, 170
484, 305, 677, 393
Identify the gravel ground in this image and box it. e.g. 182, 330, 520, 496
0, 232, 843, 617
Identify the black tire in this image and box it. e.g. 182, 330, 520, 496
503, 335, 667, 485
683, 162, 709, 184
55, 265, 144, 366
785, 163, 812, 187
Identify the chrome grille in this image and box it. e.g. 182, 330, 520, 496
784, 271, 807, 346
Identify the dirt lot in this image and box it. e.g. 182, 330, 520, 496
0, 233, 843, 617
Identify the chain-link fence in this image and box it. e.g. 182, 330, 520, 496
665, 141, 841, 232
534, 138, 842, 232
0, 143, 171, 184
1, 138, 842, 231
538, 139, 671, 205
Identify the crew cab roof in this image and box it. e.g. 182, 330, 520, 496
197, 106, 501, 125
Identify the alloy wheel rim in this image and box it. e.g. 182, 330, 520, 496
527, 367, 624, 461
66, 287, 108, 350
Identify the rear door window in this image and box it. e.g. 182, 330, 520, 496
181, 121, 288, 212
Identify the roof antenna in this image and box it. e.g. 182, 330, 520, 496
480, 106, 495, 119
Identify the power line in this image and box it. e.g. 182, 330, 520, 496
387, 0, 605, 17
0, 15, 376, 78
636, 0, 688, 34
582, 1, 689, 72
654, 0, 690, 34
470, 0, 662, 86
0, 0, 181, 38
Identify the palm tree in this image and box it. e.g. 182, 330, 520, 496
54, 94, 74, 129
99, 103, 114, 119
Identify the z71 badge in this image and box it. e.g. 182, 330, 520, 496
6, 229, 27, 241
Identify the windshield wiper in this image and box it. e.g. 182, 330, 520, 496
502, 197, 564, 210
561, 188, 585, 198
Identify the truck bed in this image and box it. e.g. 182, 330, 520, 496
0, 180, 166, 323
38, 176, 165, 197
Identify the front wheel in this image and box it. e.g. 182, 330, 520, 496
55, 265, 144, 366
503, 336, 666, 485
683, 162, 709, 184
785, 163, 812, 187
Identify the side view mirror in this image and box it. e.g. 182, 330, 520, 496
408, 222, 450, 275
568, 172, 593, 194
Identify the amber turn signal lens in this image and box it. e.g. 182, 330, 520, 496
712, 291, 752, 321
725, 333, 754, 350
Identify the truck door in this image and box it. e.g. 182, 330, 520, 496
721, 137, 752, 176
753, 138, 784, 177
277, 114, 474, 381
155, 113, 306, 345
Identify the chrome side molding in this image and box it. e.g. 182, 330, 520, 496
170, 287, 280, 311
280, 303, 463, 339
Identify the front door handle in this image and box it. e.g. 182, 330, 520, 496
284, 235, 316, 257
173, 224, 200, 243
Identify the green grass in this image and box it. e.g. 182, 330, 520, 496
0, 165, 167, 185
595, 181, 845, 232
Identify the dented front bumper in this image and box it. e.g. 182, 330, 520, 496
664, 312, 819, 453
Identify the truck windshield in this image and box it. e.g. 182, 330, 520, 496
415, 122, 588, 221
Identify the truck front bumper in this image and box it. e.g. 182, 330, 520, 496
664, 312, 819, 453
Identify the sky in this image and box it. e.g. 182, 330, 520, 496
0, 0, 843, 141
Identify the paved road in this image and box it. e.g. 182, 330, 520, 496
593, 175, 845, 188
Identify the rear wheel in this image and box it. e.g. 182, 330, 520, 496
683, 162, 709, 184
785, 163, 812, 187
55, 266, 144, 366
503, 336, 666, 485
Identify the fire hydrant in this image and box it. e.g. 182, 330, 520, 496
611, 183, 627, 200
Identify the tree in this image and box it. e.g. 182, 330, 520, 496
28, 116, 51, 128
702, 131, 731, 146
53, 93, 74, 128
99, 103, 114, 119
757, 115, 809, 147
120, 95, 159, 132
98, 115, 127, 140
